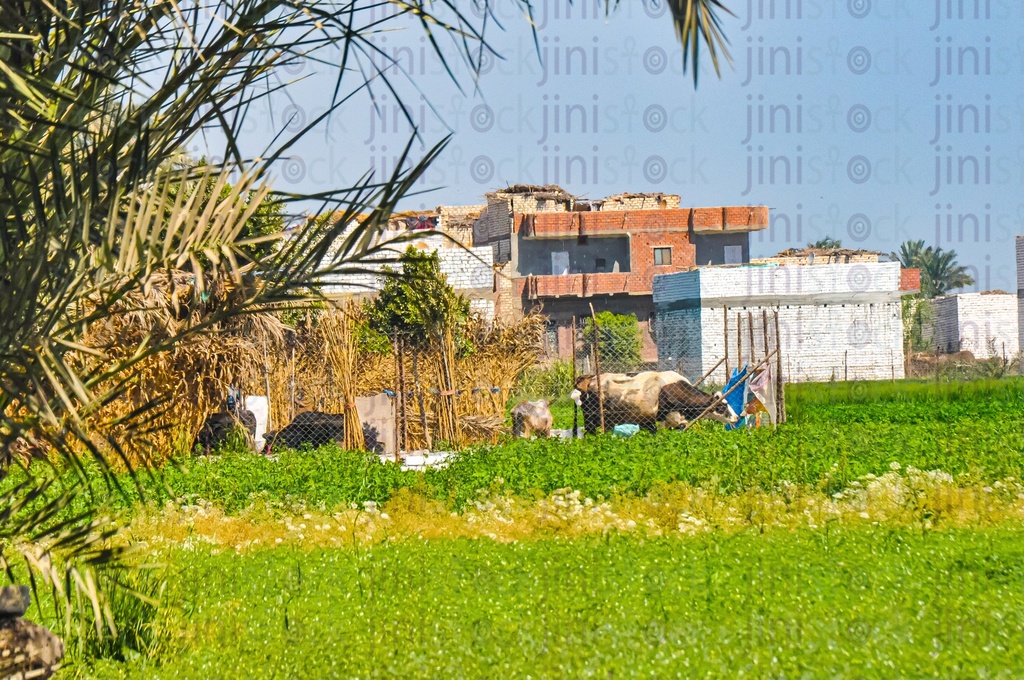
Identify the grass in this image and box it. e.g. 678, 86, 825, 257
75, 527, 1024, 679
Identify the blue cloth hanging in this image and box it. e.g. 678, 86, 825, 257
723, 365, 749, 431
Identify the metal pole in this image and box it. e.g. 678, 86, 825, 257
290, 341, 296, 423
589, 303, 605, 434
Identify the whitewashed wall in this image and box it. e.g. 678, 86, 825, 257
932, 293, 1018, 360
654, 263, 906, 384
1017, 236, 1024, 357
320, 231, 494, 299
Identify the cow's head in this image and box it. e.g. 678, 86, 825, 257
706, 393, 740, 424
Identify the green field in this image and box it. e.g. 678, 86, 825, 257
83, 529, 1024, 679
36, 379, 1024, 677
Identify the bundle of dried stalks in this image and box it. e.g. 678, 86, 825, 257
78, 270, 287, 466
320, 304, 365, 450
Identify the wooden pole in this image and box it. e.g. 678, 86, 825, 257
290, 341, 296, 423
736, 312, 743, 369
723, 306, 730, 380
695, 358, 726, 387
589, 303, 605, 434
398, 336, 409, 453
773, 310, 786, 424
392, 328, 402, 459
412, 347, 431, 451
747, 311, 755, 365
761, 310, 770, 379
262, 337, 272, 433
441, 328, 459, 445
571, 317, 578, 438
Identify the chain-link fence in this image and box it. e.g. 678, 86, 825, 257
520, 309, 787, 438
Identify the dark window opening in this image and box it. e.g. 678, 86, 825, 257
654, 247, 672, 266
595, 258, 607, 270
577, 235, 588, 245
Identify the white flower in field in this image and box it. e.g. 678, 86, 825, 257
299, 523, 306, 529
380, 513, 390, 520
890, 462, 901, 471
322, 524, 330, 531
859, 512, 870, 519
313, 525, 321, 531
275, 537, 283, 544
303, 513, 312, 520
338, 526, 346, 532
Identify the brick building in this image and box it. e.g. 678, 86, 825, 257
472, 185, 770, 361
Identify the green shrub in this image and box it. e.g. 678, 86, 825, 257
582, 311, 643, 372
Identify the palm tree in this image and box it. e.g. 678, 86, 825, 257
919, 248, 975, 296
808, 237, 843, 249
890, 240, 974, 297
890, 240, 926, 269
0, 0, 736, 653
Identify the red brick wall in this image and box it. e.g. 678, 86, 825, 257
900, 268, 921, 292
629, 232, 696, 289
513, 206, 768, 237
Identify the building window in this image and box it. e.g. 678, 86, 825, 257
595, 258, 607, 270
578, 235, 588, 245
653, 247, 672, 266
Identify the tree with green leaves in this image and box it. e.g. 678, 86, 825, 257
583, 312, 644, 373
890, 240, 975, 297
0, 0, 734, 655
365, 248, 471, 349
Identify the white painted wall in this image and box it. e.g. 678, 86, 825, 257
319, 230, 494, 301
1017, 236, 1024, 358
654, 263, 906, 384
932, 293, 1018, 360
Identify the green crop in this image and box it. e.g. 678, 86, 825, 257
75, 527, 1024, 678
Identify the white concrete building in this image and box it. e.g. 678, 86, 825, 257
930, 292, 1018, 360
1018, 236, 1024, 358
652, 262, 912, 383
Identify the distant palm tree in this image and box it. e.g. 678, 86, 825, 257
890, 240, 974, 297
890, 240, 926, 269
807, 237, 843, 249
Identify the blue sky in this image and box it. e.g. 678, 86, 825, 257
189, 0, 1024, 291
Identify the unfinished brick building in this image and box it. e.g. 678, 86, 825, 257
473, 185, 770, 361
